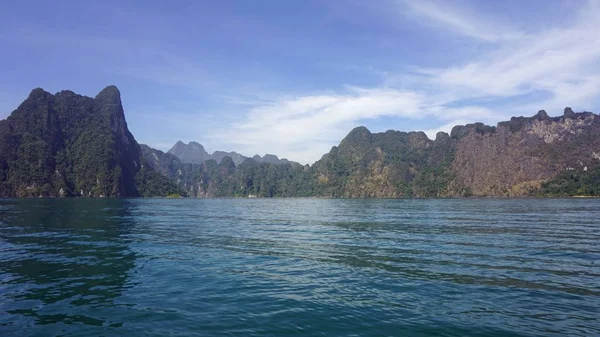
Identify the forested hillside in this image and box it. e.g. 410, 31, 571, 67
0, 86, 181, 197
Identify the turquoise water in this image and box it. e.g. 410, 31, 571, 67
0, 199, 599, 336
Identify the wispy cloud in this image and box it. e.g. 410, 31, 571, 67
396, 0, 523, 42
3, 0, 599, 165
413, 0, 600, 112
426, 21, 600, 98
207, 0, 600, 164
209, 87, 494, 164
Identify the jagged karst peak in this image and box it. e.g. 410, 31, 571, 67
55, 90, 79, 99
348, 126, 371, 136
166, 140, 295, 166
188, 141, 206, 150
28, 87, 48, 97
410, 131, 429, 141
340, 126, 372, 145
262, 154, 281, 164
93, 85, 128, 138
23, 88, 54, 104
564, 107, 575, 118
16, 88, 53, 113
218, 156, 236, 175
435, 131, 450, 142
167, 140, 209, 165
94, 85, 121, 105
535, 110, 549, 120
450, 125, 468, 139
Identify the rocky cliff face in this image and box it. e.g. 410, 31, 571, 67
448, 108, 600, 196
306, 108, 600, 197
0, 86, 180, 197
311, 126, 454, 197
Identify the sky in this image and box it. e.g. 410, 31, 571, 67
1, 0, 599, 164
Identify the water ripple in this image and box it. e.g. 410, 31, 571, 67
0, 198, 599, 336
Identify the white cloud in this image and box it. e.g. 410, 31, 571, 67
207, 0, 600, 164
6, 0, 599, 165
210, 88, 423, 164
425, 22, 600, 99
410, 0, 600, 103
209, 88, 495, 164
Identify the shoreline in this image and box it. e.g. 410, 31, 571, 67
1, 195, 599, 200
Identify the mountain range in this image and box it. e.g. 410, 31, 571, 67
168, 141, 292, 166
1, 86, 599, 198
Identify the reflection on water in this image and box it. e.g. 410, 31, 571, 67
0, 199, 138, 333
0, 198, 599, 336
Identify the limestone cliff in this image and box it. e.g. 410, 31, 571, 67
448, 108, 600, 196
0, 86, 181, 197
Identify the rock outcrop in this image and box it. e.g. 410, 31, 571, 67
0, 86, 181, 197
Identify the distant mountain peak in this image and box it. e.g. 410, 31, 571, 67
188, 141, 206, 151
261, 154, 282, 165
168, 140, 208, 165
167, 141, 295, 166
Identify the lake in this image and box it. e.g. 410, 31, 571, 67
0, 198, 599, 336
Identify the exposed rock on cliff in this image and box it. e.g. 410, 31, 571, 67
0, 86, 181, 197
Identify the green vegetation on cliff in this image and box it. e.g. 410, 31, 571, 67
3, 86, 600, 198
540, 166, 600, 196
0, 86, 182, 198
143, 145, 313, 198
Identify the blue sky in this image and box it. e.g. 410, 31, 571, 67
1, 0, 599, 164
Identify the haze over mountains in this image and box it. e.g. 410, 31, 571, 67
1, 86, 599, 198
168, 141, 292, 166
